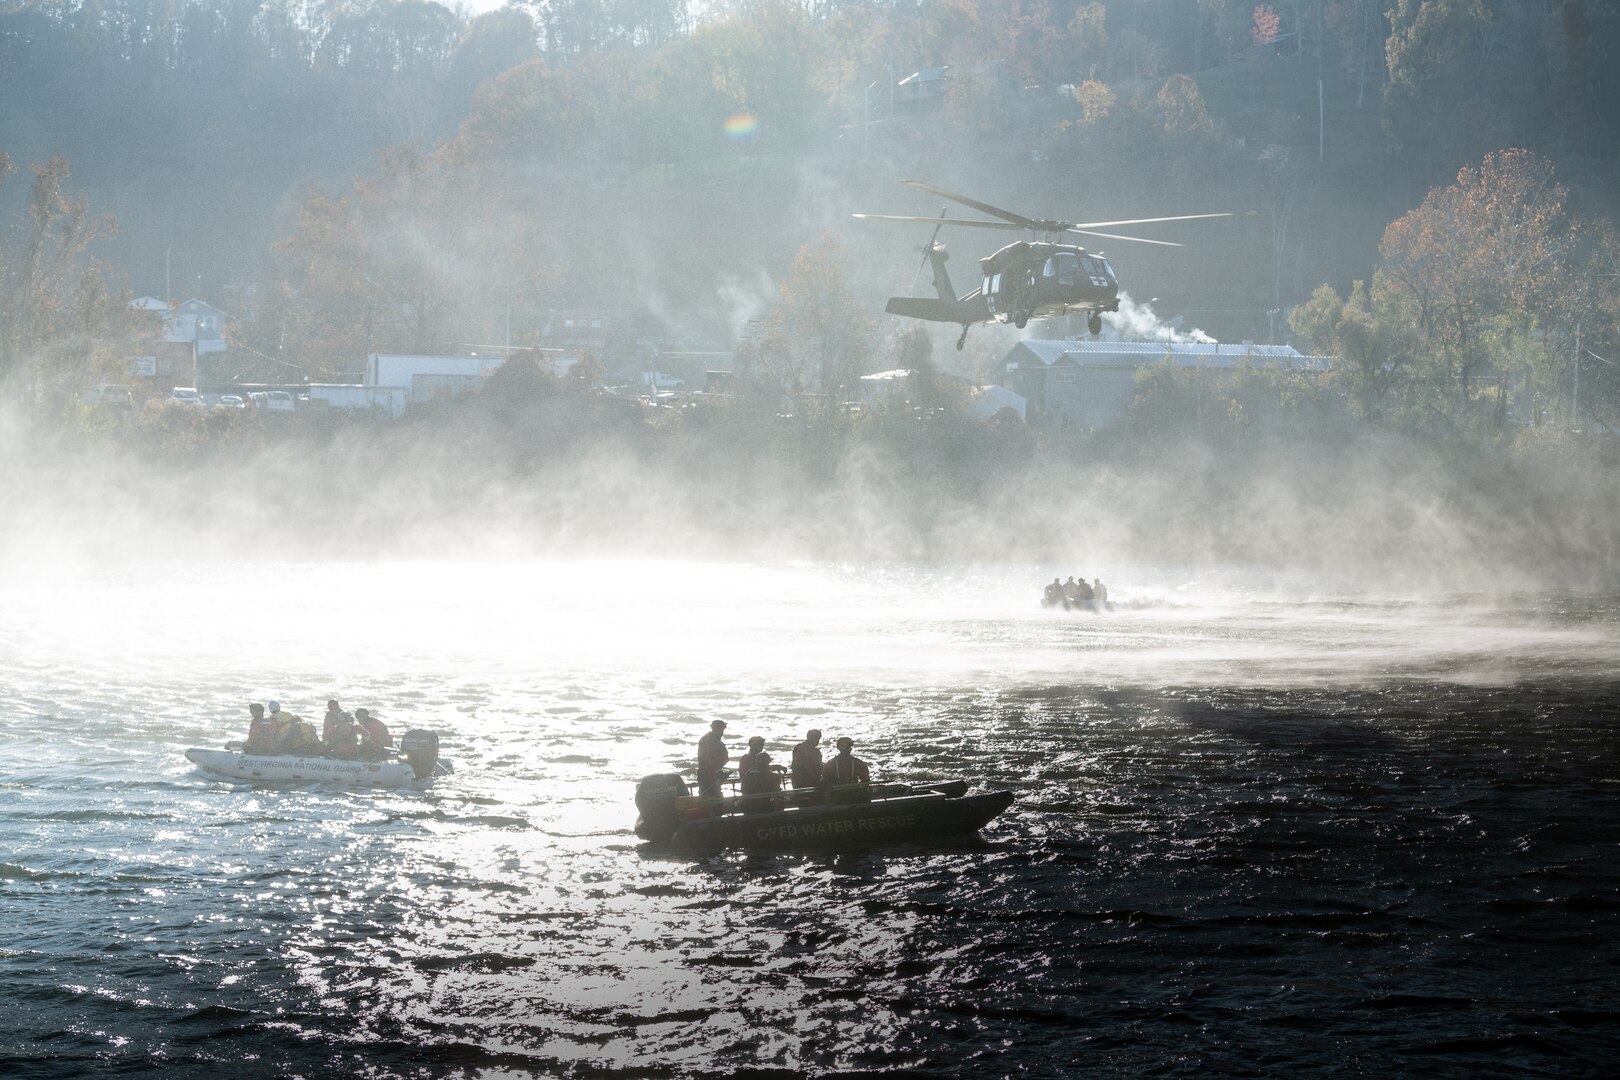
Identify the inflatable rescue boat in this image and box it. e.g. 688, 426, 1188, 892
186, 730, 451, 787
634, 775, 1013, 852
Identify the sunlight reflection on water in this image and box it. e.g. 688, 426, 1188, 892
3, 561, 1620, 1075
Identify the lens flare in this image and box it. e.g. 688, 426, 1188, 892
723, 113, 759, 141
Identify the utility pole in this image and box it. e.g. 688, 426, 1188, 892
1573, 321, 1580, 428
863, 80, 879, 157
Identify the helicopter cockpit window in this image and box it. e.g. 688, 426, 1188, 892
1082, 256, 1111, 286
1043, 258, 1056, 278
1053, 253, 1080, 285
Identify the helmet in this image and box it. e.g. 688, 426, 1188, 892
267, 699, 281, 712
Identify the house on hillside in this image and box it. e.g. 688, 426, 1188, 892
1003, 340, 1329, 428
128, 296, 234, 389
896, 67, 948, 110
175, 299, 231, 355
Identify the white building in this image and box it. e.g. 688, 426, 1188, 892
131, 297, 231, 355
1004, 340, 1330, 428
367, 353, 506, 400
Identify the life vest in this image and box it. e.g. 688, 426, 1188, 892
738, 750, 778, 793
322, 711, 351, 744
825, 754, 869, 784
359, 718, 392, 748
288, 720, 322, 755
326, 719, 359, 757
244, 715, 278, 753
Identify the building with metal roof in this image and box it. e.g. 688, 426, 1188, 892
1003, 340, 1331, 428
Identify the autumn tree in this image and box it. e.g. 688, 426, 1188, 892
748, 236, 876, 419
268, 188, 372, 380
0, 154, 131, 407
1252, 4, 1282, 46
1154, 74, 1213, 136
1072, 79, 1114, 125
1376, 148, 1576, 414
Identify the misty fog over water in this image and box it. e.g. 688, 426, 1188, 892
7, 407, 1620, 592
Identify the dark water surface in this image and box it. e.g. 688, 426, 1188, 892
2, 563, 1618, 1077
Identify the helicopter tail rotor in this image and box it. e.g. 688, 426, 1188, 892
908, 209, 949, 297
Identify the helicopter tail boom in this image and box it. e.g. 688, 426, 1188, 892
884, 296, 978, 325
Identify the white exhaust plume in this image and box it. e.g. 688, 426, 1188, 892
1103, 292, 1215, 344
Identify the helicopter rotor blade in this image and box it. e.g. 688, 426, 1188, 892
909, 209, 949, 295
1068, 229, 1184, 247
1065, 210, 1254, 230
898, 180, 1035, 228
853, 213, 1026, 231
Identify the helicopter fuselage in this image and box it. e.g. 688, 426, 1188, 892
980, 241, 1119, 326
882, 240, 1118, 333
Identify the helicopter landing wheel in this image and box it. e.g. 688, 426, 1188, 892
1088, 312, 1103, 335
1015, 313, 1028, 329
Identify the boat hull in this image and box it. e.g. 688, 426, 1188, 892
185, 748, 432, 787
666, 789, 1014, 852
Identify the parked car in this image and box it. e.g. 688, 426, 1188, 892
169, 387, 204, 406
262, 390, 295, 412
217, 394, 247, 409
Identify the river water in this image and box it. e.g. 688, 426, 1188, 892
2, 561, 1618, 1077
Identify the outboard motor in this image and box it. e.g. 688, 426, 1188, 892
634, 773, 689, 842
399, 729, 442, 780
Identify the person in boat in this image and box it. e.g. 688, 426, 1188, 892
790, 728, 824, 788
266, 699, 304, 742
822, 736, 871, 803
1062, 576, 1079, 600
1092, 578, 1109, 606
355, 708, 392, 760
1043, 578, 1063, 605
322, 700, 352, 745
275, 711, 323, 756
243, 702, 278, 755
323, 709, 361, 759
696, 719, 729, 797
738, 736, 783, 813
1075, 576, 1095, 604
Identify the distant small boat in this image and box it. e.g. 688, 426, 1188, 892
186, 730, 451, 787
633, 774, 1013, 851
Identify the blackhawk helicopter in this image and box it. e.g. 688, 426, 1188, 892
854, 180, 1248, 349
